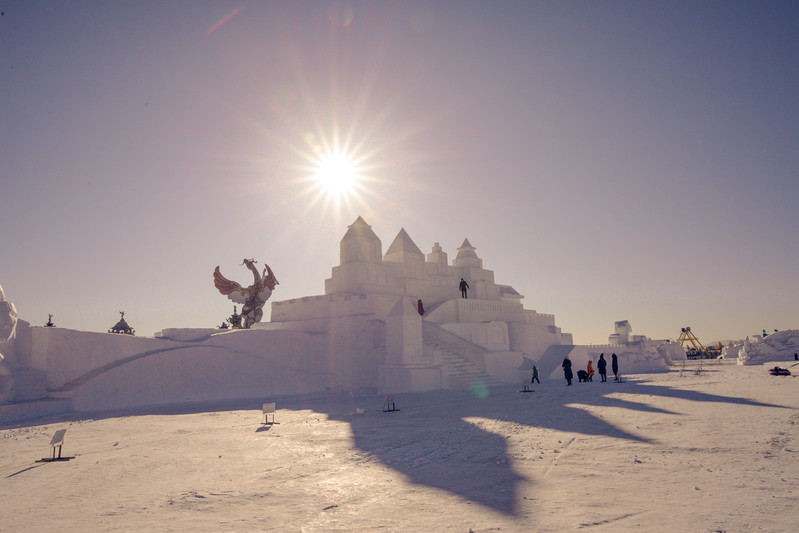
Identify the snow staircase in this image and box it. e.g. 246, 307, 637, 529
432, 345, 503, 390
421, 322, 503, 390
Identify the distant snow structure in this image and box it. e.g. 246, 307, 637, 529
723, 330, 799, 365
554, 320, 674, 380
608, 320, 640, 344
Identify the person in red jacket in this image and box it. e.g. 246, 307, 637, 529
586, 360, 594, 382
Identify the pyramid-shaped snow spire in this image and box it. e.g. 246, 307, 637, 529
384, 228, 423, 258
383, 227, 425, 276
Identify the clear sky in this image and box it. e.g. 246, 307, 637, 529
1, 1, 797, 345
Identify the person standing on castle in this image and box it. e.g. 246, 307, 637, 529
531, 364, 540, 384
459, 278, 470, 298
597, 353, 607, 382
611, 353, 619, 381
562, 356, 573, 386
417, 299, 425, 316
586, 360, 594, 382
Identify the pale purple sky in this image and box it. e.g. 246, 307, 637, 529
1, 1, 797, 344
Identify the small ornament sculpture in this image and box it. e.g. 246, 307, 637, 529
45, 314, 55, 327
228, 306, 242, 329
213, 259, 278, 329
108, 311, 135, 335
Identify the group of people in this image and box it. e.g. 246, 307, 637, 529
560, 353, 619, 386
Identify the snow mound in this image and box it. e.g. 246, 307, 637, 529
723, 329, 799, 365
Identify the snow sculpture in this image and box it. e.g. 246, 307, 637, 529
0, 283, 18, 343
213, 259, 278, 328
0, 283, 19, 401
729, 330, 799, 365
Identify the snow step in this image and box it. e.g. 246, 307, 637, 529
425, 341, 502, 390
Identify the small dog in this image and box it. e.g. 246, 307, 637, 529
577, 370, 589, 382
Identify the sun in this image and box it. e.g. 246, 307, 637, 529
315, 151, 359, 196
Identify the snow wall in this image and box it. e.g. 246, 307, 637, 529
21, 321, 384, 413
545, 344, 671, 380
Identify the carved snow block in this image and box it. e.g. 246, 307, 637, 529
386, 297, 422, 365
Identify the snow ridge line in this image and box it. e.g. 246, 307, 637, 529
577, 511, 641, 528
48, 343, 333, 393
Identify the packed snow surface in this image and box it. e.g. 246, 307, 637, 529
2, 362, 798, 532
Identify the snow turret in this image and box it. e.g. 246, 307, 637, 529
340, 216, 382, 264
609, 320, 632, 344
452, 238, 482, 269
426, 242, 448, 271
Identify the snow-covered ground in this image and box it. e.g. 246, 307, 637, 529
2, 362, 798, 532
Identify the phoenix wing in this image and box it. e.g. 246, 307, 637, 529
213, 266, 249, 304
263, 263, 279, 290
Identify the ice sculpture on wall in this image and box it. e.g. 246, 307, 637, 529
213, 259, 278, 328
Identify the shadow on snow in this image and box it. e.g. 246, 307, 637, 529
8, 374, 792, 517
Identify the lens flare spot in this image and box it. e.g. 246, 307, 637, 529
315, 152, 359, 196
470, 381, 490, 400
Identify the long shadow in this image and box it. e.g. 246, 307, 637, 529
595, 378, 791, 409
322, 387, 653, 515
351, 412, 522, 513
321, 377, 791, 515
5, 375, 793, 516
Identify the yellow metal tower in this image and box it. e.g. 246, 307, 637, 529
677, 327, 711, 358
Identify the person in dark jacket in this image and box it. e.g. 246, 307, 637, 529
531, 365, 540, 384
597, 353, 607, 382
611, 353, 619, 381
562, 356, 573, 386
459, 278, 470, 298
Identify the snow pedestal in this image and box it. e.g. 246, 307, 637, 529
378, 297, 440, 393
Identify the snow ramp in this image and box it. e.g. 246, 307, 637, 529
537, 344, 576, 379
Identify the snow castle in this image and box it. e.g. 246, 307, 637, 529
0, 217, 673, 422
257, 216, 573, 392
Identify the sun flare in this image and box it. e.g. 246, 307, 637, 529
315, 151, 359, 196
